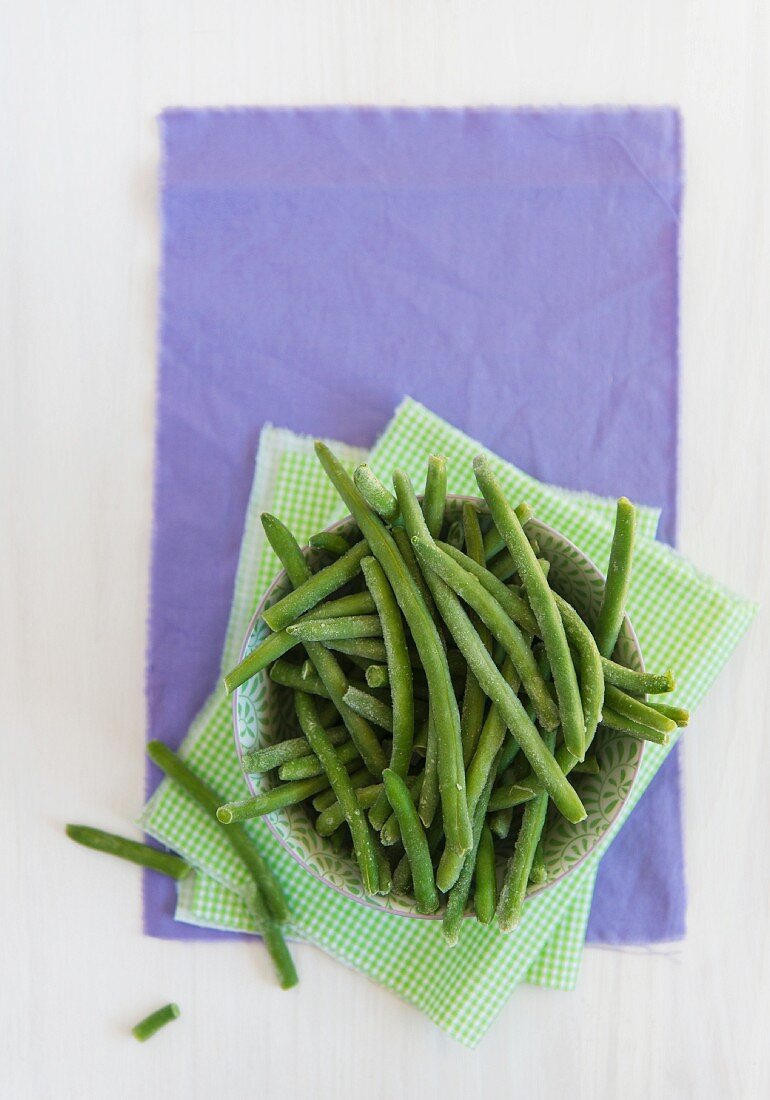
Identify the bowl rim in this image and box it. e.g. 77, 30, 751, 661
232, 493, 645, 919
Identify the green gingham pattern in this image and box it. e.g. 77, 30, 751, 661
141, 398, 755, 1046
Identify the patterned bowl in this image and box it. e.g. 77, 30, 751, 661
233, 495, 644, 918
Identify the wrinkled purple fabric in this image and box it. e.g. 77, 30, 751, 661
146, 107, 683, 944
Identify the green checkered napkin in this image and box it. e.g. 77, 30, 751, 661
141, 398, 755, 1045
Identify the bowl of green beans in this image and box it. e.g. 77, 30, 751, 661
225, 448, 683, 941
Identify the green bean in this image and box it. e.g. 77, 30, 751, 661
458, 504, 494, 767
436, 657, 519, 892
647, 701, 689, 727
474, 825, 497, 923
309, 531, 350, 556
529, 838, 547, 885
278, 738, 361, 781
353, 463, 400, 522
601, 706, 671, 745
147, 740, 296, 988
224, 630, 301, 695
422, 454, 448, 538
381, 773, 424, 846
488, 807, 514, 839
496, 728, 557, 932
269, 659, 330, 697
392, 851, 413, 894
549, 589, 604, 752
295, 692, 379, 893
437, 541, 538, 633
365, 664, 390, 688
604, 684, 677, 736
383, 769, 438, 913
263, 539, 370, 632
286, 615, 383, 643
217, 774, 332, 821
261, 512, 309, 586
474, 455, 585, 761
315, 783, 383, 836
360, 557, 414, 771
601, 658, 675, 696
65, 825, 190, 880
482, 501, 533, 559
241, 726, 347, 774
443, 756, 500, 945
391, 525, 444, 636
376, 844, 393, 895
312, 766, 374, 811
315, 441, 471, 855
413, 537, 559, 732
395, 470, 491, 852
132, 1003, 180, 1042
360, 555, 415, 831
594, 497, 637, 658
342, 685, 393, 732
418, 713, 440, 826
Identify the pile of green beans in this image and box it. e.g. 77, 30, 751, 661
222, 448, 688, 944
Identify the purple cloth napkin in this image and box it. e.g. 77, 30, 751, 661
146, 106, 683, 944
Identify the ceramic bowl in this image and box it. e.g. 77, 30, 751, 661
232, 495, 644, 918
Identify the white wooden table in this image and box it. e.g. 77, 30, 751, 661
2, 3, 768, 1097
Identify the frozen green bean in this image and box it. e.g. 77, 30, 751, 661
647, 701, 689, 727
443, 757, 500, 946
278, 737, 361, 780
604, 684, 677, 736
473, 455, 585, 761
353, 463, 400, 522
365, 664, 390, 688
65, 825, 189, 880
147, 740, 295, 987
529, 838, 547, 885
380, 773, 424, 846
263, 539, 370, 632
309, 531, 350, 556
342, 685, 394, 732
418, 713, 440, 827
421, 454, 447, 539
361, 555, 415, 829
474, 825, 497, 924
391, 525, 444, 636
496, 729, 557, 932
286, 615, 383, 643
383, 769, 438, 914
295, 692, 379, 893
241, 726, 347, 774
601, 706, 671, 745
594, 497, 636, 658
601, 658, 675, 696
132, 1003, 180, 1042
488, 807, 514, 839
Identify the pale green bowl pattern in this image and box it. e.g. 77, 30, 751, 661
233, 496, 643, 918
